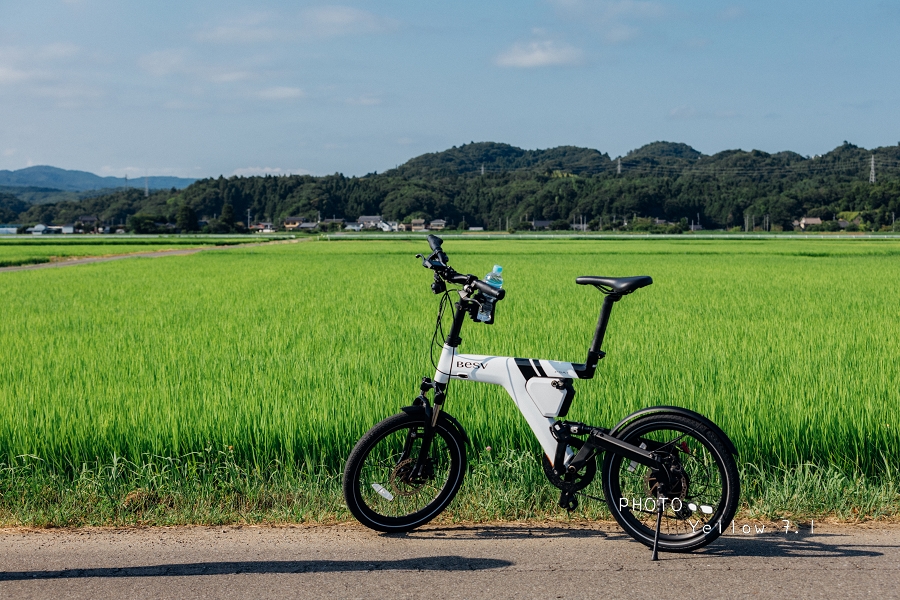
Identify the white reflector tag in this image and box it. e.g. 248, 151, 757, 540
700, 505, 714, 514
372, 483, 394, 501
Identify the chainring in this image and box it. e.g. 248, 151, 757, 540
541, 441, 597, 493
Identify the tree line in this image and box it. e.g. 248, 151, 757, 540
3, 140, 900, 233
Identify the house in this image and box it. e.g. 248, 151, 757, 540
386, 221, 399, 231
429, 219, 446, 231
358, 215, 383, 229
250, 222, 274, 232
77, 215, 98, 231
321, 218, 344, 229
345, 223, 362, 232
284, 216, 305, 230
0, 225, 19, 235
837, 219, 850, 229
799, 217, 822, 230
532, 220, 552, 230
410, 219, 426, 232
30, 224, 47, 235
62, 224, 75, 234
298, 222, 319, 231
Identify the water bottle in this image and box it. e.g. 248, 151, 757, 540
477, 265, 503, 322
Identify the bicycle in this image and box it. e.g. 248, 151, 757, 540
343, 235, 740, 559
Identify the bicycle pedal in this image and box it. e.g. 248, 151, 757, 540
558, 491, 578, 512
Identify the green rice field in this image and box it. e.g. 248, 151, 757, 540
0, 237, 898, 525
0, 237, 266, 268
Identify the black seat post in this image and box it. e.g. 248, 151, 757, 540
589, 293, 621, 356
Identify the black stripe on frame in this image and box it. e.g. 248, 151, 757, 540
530, 359, 547, 378
514, 358, 536, 381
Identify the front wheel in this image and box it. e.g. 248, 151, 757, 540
343, 411, 467, 533
601, 413, 740, 552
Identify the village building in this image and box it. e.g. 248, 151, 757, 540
799, 217, 822, 230
284, 216, 305, 230
358, 215, 383, 229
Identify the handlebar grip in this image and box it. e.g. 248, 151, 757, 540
474, 280, 505, 300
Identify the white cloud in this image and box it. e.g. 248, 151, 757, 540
0, 65, 31, 84
345, 94, 381, 106
194, 12, 279, 44
195, 6, 399, 44
138, 51, 259, 86
257, 86, 305, 100
668, 106, 740, 120
209, 71, 253, 83
551, 0, 668, 44
232, 166, 310, 177
495, 40, 583, 68
301, 6, 399, 38
139, 50, 186, 77
35, 43, 80, 60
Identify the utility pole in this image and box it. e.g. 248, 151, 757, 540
144, 176, 149, 198
247, 209, 252, 228
617, 158, 622, 175
481, 163, 485, 176
870, 154, 876, 184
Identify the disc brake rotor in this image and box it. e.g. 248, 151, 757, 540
390, 458, 433, 496
645, 459, 692, 519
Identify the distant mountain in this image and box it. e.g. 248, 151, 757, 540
0, 166, 196, 192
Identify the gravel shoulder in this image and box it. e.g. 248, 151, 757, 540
1, 522, 898, 599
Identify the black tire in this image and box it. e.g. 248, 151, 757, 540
601, 413, 740, 552
343, 411, 467, 533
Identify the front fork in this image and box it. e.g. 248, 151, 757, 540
405, 377, 445, 478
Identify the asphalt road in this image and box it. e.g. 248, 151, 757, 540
1, 523, 898, 599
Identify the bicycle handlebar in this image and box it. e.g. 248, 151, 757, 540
419, 238, 505, 300
473, 279, 505, 300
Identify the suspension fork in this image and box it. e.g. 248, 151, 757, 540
405, 299, 467, 478
406, 378, 447, 478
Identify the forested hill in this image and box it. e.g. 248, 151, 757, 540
387, 142, 614, 178
6, 141, 900, 231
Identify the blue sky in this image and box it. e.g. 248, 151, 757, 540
1, 0, 898, 178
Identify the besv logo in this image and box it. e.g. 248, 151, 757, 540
456, 360, 487, 369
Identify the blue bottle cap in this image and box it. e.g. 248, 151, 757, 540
493, 265, 502, 273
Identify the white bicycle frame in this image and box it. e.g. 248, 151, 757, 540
434, 344, 580, 464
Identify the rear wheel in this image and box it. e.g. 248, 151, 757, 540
343, 411, 466, 533
601, 414, 739, 552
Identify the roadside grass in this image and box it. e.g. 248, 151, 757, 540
1, 451, 897, 527
0, 238, 899, 525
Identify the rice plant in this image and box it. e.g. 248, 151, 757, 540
0, 238, 898, 524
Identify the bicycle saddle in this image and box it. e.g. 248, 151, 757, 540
576, 276, 653, 294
